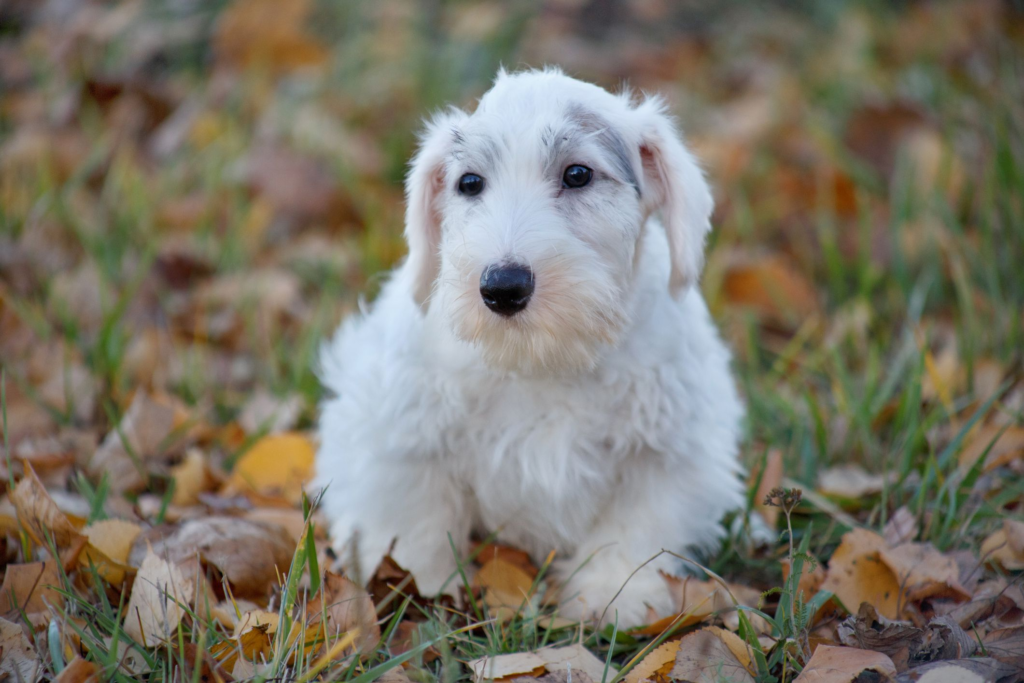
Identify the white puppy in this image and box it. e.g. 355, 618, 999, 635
314, 68, 744, 627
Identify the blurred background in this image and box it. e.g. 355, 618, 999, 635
1, 0, 1022, 487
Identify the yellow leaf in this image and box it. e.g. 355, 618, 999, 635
476, 557, 537, 613
170, 449, 217, 506
222, 432, 315, 506
821, 529, 900, 619
624, 639, 680, 683
81, 519, 142, 586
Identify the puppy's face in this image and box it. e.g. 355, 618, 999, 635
404, 70, 714, 374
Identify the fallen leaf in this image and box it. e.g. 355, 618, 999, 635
878, 542, 971, 603
308, 571, 381, 655
222, 432, 314, 506
670, 628, 755, 683
54, 656, 98, 683
623, 638, 680, 683
234, 609, 280, 637
0, 561, 63, 616
897, 658, 1018, 682
471, 650, 547, 681
836, 603, 975, 667
244, 507, 306, 543
131, 516, 295, 598
818, 464, 889, 499
884, 507, 919, 547
11, 465, 83, 551
81, 519, 142, 586
213, 0, 330, 73
822, 528, 901, 619
793, 644, 896, 682
124, 548, 195, 647
476, 556, 538, 615
980, 520, 1024, 571
982, 626, 1024, 668
238, 390, 304, 435
636, 573, 765, 635
210, 623, 273, 671
535, 643, 612, 682
0, 617, 40, 682
169, 449, 219, 506
88, 391, 190, 493
720, 252, 820, 326
959, 425, 1024, 472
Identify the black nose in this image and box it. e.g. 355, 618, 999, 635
480, 264, 534, 316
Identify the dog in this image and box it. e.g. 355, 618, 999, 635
313, 67, 744, 627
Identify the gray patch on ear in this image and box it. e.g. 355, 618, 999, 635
565, 104, 640, 196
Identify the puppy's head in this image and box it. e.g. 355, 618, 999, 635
404, 68, 713, 374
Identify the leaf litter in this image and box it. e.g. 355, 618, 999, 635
0, 0, 1022, 681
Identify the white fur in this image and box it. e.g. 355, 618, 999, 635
313, 68, 744, 627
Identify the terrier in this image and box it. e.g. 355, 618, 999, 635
314, 68, 744, 627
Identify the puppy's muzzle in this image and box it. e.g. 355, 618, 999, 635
480, 264, 534, 317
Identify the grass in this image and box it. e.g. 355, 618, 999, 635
1, 0, 1022, 681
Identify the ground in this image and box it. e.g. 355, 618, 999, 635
0, 1, 1022, 682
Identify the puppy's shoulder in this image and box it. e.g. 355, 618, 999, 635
319, 274, 426, 394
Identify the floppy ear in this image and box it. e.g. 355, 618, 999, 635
633, 96, 714, 296
405, 109, 467, 308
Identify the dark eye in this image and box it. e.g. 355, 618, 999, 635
458, 173, 485, 196
562, 165, 592, 189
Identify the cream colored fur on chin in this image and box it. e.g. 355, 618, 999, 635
312, 67, 745, 627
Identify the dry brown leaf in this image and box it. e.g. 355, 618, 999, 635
222, 432, 314, 506
670, 628, 755, 683
636, 573, 765, 635
822, 528, 901, 619
0, 561, 63, 616
238, 390, 304, 435
720, 253, 820, 325
980, 520, 1024, 571
897, 658, 1018, 682
11, 465, 83, 550
471, 643, 612, 683
623, 638, 680, 683
213, 0, 330, 72
751, 449, 784, 528
883, 507, 918, 547
817, 464, 889, 499
243, 507, 306, 543
53, 657, 98, 683
793, 644, 896, 682
131, 516, 295, 598
124, 548, 195, 647
471, 651, 547, 681
308, 571, 381, 656
0, 616, 40, 682
958, 424, 1024, 472
88, 391, 190, 493
877, 542, 971, 604
982, 626, 1024, 668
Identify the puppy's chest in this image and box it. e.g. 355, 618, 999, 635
438, 374, 662, 542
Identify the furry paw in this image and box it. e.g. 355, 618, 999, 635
555, 556, 675, 629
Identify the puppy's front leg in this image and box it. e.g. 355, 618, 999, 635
556, 455, 740, 628
317, 455, 471, 596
